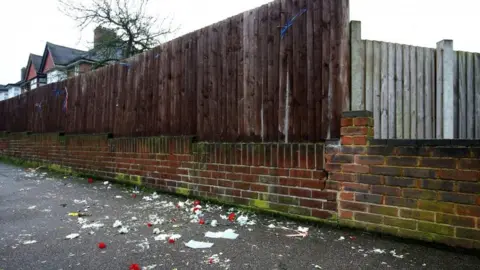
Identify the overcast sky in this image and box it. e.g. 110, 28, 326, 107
1, 0, 479, 84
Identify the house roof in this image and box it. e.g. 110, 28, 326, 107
46, 42, 88, 66
0, 84, 7, 92
30, 54, 43, 71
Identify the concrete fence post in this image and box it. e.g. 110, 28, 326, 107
350, 21, 364, 111
436, 40, 454, 139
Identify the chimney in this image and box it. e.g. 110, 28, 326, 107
94, 26, 117, 49
21, 67, 26, 81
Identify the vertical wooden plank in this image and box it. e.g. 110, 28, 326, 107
236, 15, 244, 141
202, 27, 210, 140
373, 41, 381, 139
387, 43, 395, 138
424, 49, 433, 139
259, 4, 269, 141
402, 45, 410, 139
466, 52, 474, 139
475, 54, 480, 139
312, 0, 323, 141
306, 0, 315, 141
243, 9, 255, 140
220, 21, 229, 140
292, 0, 307, 142
410, 46, 417, 138
268, 2, 280, 141
321, 0, 331, 139
458, 51, 467, 139
436, 40, 455, 139
365, 40, 374, 112
416, 47, 425, 139
395, 43, 403, 139
196, 30, 205, 140
350, 21, 364, 110
380, 42, 388, 139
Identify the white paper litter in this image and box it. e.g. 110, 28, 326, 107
27, 205, 36, 210
143, 196, 153, 201
131, 217, 138, 221
148, 214, 164, 225
267, 224, 276, 228
220, 215, 228, 220
118, 227, 129, 234
103, 181, 109, 185
23, 240, 37, 245
237, 215, 248, 226
151, 192, 159, 199
77, 217, 87, 225
143, 264, 157, 270
205, 229, 238, 240
153, 228, 161, 234
177, 202, 185, 208
210, 220, 218, 227
298, 227, 309, 233
73, 199, 87, 204
390, 250, 404, 259
154, 234, 181, 241
185, 240, 214, 249
65, 233, 80, 239
115, 196, 122, 199
338, 236, 345, 241
373, 248, 386, 254
81, 222, 104, 229
113, 220, 122, 228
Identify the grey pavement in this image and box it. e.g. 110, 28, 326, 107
0, 163, 478, 270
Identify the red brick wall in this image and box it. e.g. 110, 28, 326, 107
327, 111, 480, 249
0, 134, 332, 220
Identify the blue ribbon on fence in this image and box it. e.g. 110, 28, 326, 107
280, 8, 308, 38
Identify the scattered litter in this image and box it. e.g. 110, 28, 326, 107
88, 178, 94, 184
147, 223, 153, 227
131, 217, 138, 221
148, 215, 164, 225
23, 240, 37, 245
298, 227, 309, 233
227, 213, 236, 222
286, 227, 309, 238
115, 196, 122, 199
113, 220, 122, 228
208, 254, 220, 264
153, 228, 161, 234
381, 262, 387, 265
313, 265, 322, 269
143, 265, 157, 270
136, 238, 149, 251
268, 224, 276, 228
129, 263, 140, 270
185, 240, 214, 249
151, 192, 159, 199
68, 212, 92, 217
338, 236, 345, 241
390, 250, 404, 259
211, 220, 218, 227
143, 196, 153, 201
60, 203, 67, 207
199, 219, 205, 225
422, 264, 426, 267
220, 215, 227, 220
205, 229, 239, 240
154, 234, 170, 241
177, 202, 185, 208
77, 217, 87, 225
118, 227, 129, 234
81, 222, 104, 229
27, 205, 36, 210
132, 194, 137, 198
98, 242, 106, 249
237, 215, 248, 226
194, 200, 201, 206
103, 181, 109, 185
73, 199, 87, 204
373, 248, 386, 254
65, 233, 80, 239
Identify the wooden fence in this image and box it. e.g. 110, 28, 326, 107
351, 21, 480, 139
0, 0, 350, 142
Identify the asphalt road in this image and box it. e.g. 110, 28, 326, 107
0, 163, 479, 270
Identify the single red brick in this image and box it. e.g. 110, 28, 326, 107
300, 199, 323, 208
437, 169, 480, 181
353, 117, 372, 127
289, 188, 312, 198
250, 184, 268, 192
290, 169, 313, 179
353, 136, 368, 145
279, 178, 300, 187
233, 166, 250, 174
355, 155, 385, 165
339, 210, 354, 219
340, 192, 354, 201
329, 172, 356, 182
341, 136, 354, 145
301, 179, 326, 189
325, 163, 342, 172
342, 164, 369, 173
312, 209, 334, 219
312, 190, 337, 201
340, 201, 368, 211
241, 174, 256, 182
341, 118, 353, 127
250, 167, 269, 175
341, 127, 368, 136
233, 182, 250, 190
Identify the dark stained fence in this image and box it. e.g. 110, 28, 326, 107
0, 0, 350, 142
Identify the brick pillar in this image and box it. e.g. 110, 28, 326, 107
326, 111, 374, 219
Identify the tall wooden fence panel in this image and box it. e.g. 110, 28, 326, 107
351, 21, 480, 139
0, 0, 350, 142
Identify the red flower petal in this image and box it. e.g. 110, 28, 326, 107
147, 223, 152, 227
199, 219, 205, 225
88, 178, 93, 183
98, 242, 106, 249
168, 238, 175, 244
193, 200, 200, 206
228, 213, 236, 221
129, 264, 140, 270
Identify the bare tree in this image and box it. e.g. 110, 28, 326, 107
58, 0, 176, 59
